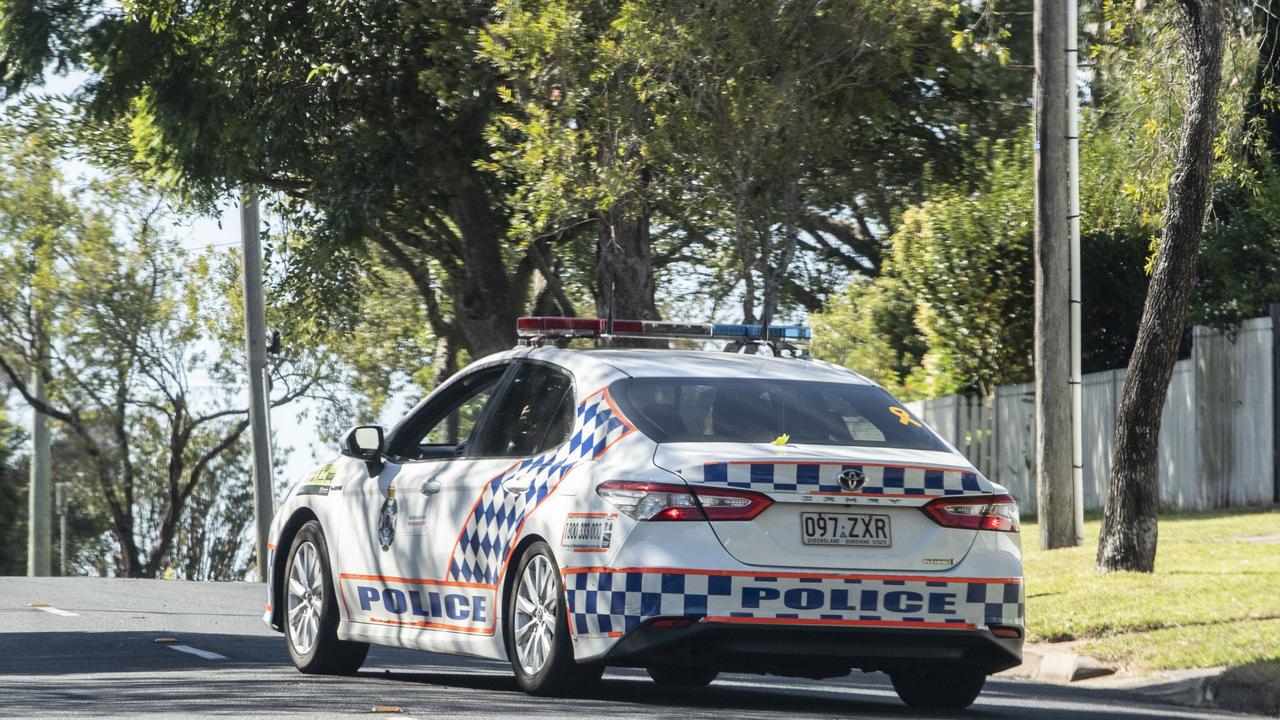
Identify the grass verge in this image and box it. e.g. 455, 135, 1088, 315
1021, 505, 1280, 673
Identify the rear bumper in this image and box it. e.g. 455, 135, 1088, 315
604, 618, 1023, 676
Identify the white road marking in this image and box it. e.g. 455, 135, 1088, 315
32, 605, 78, 617
166, 644, 227, 660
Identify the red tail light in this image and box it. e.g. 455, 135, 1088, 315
596, 481, 772, 521
923, 494, 1020, 533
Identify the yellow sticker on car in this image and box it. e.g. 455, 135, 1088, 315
889, 407, 923, 428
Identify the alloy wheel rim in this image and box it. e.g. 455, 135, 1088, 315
286, 540, 324, 656
514, 554, 558, 675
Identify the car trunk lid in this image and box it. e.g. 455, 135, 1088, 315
654, 442, 996, 572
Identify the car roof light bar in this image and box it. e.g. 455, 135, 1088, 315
515, 316, 812, 342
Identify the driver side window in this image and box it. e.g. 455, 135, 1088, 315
393, 365, 508, 460
417, 383, 497, 448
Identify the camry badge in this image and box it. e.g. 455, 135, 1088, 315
838, 468, 867, 492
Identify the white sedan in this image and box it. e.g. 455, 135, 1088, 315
263, 318, 1023, 710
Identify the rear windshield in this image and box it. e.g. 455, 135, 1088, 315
612, 377, 947, 451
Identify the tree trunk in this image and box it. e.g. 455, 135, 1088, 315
732, 186, 757, 324
116, 524, 144, 577
1097, 0, 1224, 573
441, 168, 518, 357
760, 176, 801, 330
594, 189, 659, 324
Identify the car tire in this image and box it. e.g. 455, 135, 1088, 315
646, 665, 719, 687
283, 521, 369, 675
505, 541, 604, 696
889, 664, 986, 709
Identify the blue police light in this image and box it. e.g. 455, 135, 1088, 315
711, 324, 812, 340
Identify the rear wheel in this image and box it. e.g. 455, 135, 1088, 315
284, 521, 369, 675
505, 541, 603, 696
889, 664, 986, 709
646, 665, 719, 687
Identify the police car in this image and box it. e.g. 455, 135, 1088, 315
263, 317, 1023, 710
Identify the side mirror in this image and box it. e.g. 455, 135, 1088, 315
341, 425, 384, 462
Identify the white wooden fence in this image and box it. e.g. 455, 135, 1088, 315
905, 317, 1277, 514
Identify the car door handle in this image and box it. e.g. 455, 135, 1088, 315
501, 478, 531, 494
420, 479, 442, 496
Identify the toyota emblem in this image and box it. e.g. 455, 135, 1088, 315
838, 468, 866, 492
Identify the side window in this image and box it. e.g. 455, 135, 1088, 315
471, 363, 575, 458
390, 365, 508, 460
417, 383, 497, 447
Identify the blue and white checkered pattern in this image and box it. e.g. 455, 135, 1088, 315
564, 570, 1022, 637
447, 391, 632, 584
967, 577, 1026, 627
697, 462, 991, 497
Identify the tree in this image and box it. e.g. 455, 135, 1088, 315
809, 275, 931, 399
482, 0, 1038, 328
0, 0, 661, 358
629, 0, 1028, 328
0, 116, 323, 577
812, 140, 1036, 397
1097, 0, 1226, 573
0, 406, 26, 575
483, 0, 658, 322
810, 7, 1265, 401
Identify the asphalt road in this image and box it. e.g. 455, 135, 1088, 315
0, 578, 1264, 720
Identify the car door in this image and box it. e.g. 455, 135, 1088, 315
432, 358, 578, 599
336, 361, 514, 631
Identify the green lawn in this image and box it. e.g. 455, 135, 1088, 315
1021, 506, 1280, 672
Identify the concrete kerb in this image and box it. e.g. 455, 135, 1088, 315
999, 643, 1280, 718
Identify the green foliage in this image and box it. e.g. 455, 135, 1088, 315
814, 141, 1033, 394
0, 409, 26, 575
815, 0, 1276, 397
889, 141, 1035, 394
481, 0, 1038, 324
1087, 0, 1263, 231
809, 276, 935, 399
0, 0, 534, 358
1193, 173, 1280, 328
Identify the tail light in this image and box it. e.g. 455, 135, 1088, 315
923, 494, 1020, 533
596, 480, 772, 521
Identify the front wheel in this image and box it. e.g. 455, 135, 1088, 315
284, 521, 369, 675
505, 541, 603, 696
889, 664, 986, 709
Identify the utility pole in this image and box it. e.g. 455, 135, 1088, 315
1034, 0, 1079, 548
27, 361, 51, 577
1067, 0, 1085, 545
56, 481, 70, 576
240, 190, 274, 582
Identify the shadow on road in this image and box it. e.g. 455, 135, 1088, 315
0, 630, 1250, 719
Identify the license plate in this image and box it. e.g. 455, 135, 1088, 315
800, 512, 891, 547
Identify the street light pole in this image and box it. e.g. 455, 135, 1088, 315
240, 189, 274, 582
